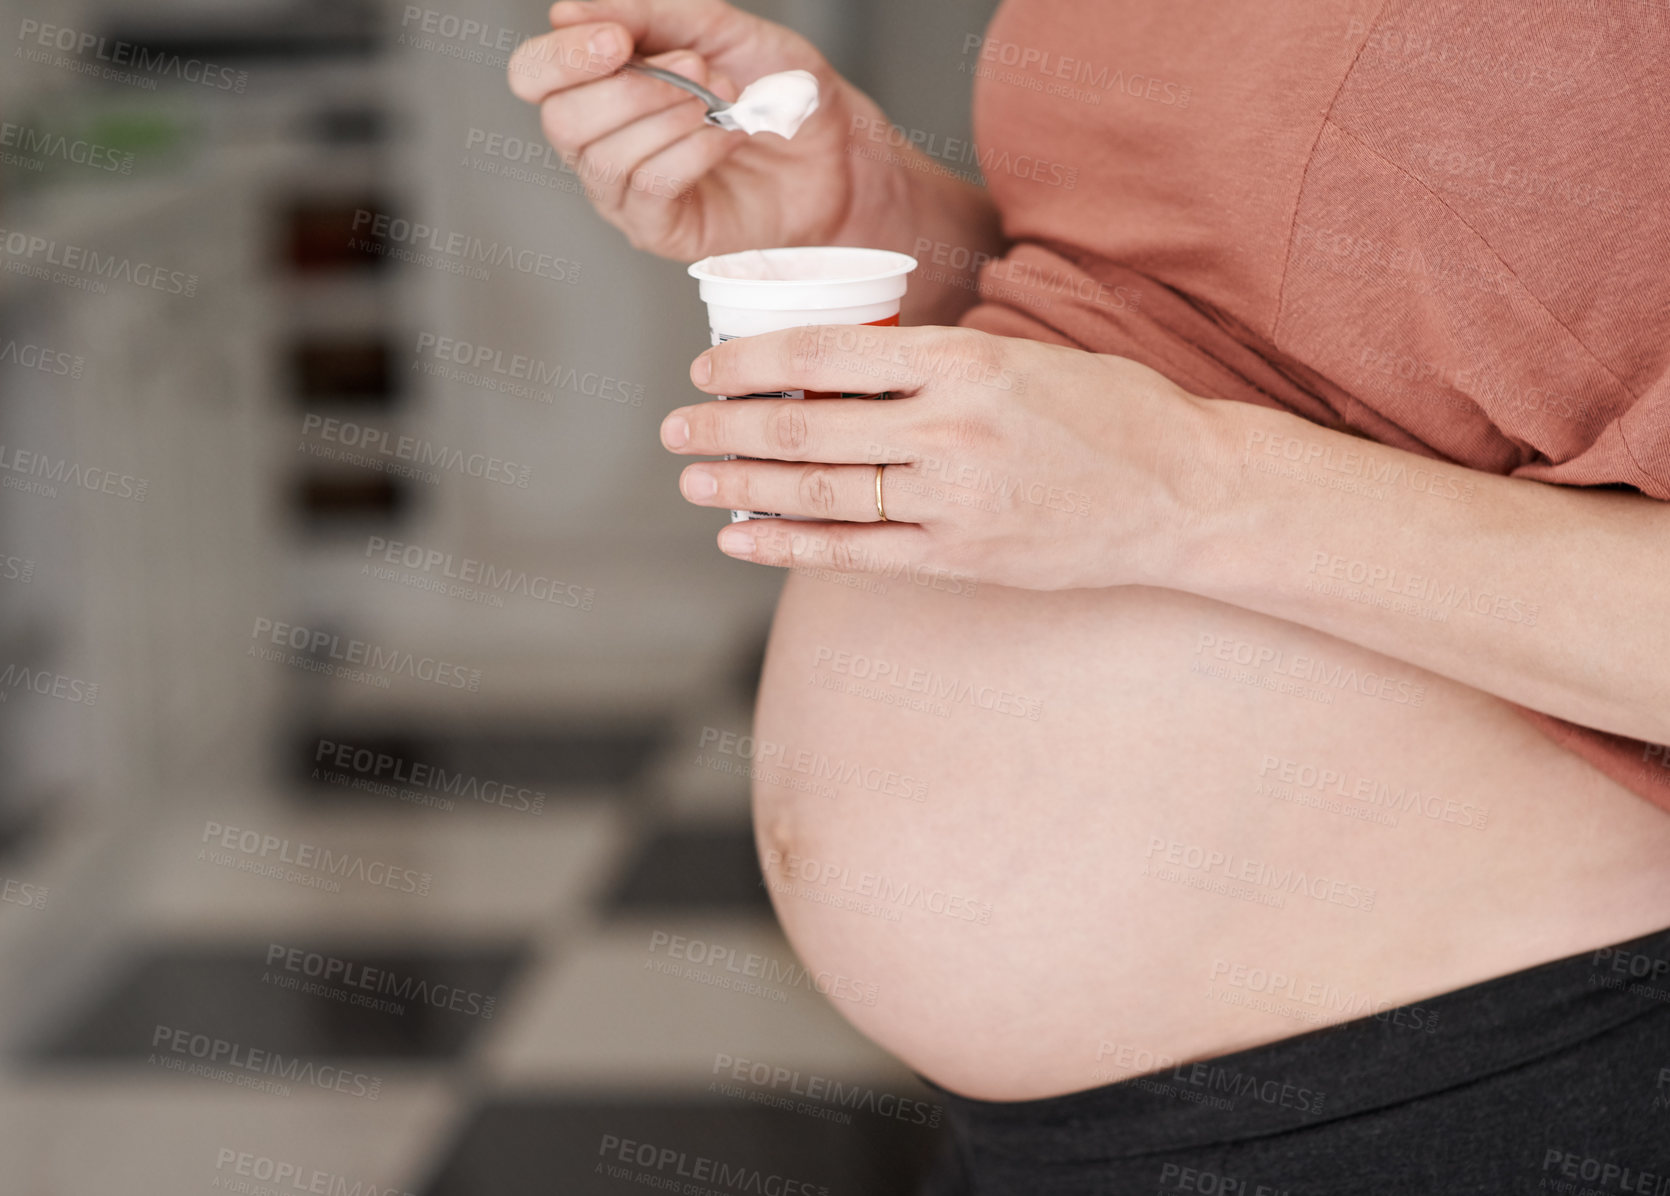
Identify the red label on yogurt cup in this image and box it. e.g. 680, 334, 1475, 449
716, 314, 900, 400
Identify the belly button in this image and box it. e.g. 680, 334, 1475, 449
753, 794, 801, 872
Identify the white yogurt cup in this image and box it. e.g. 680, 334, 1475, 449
687, 246, 917, 521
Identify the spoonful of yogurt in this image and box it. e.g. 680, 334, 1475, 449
622, 60, 820, 139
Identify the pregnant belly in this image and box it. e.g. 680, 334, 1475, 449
751, 570, 1670, 1101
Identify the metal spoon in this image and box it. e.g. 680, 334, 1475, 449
622, 57, 744, 131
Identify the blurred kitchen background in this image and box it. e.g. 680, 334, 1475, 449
0, 0, 997, 1190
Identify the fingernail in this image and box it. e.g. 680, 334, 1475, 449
589, 27, 624, 58
661, 415, 689, 449
718, 527, 754, 556
683, 468, 717, 499
691, 352, 713, 386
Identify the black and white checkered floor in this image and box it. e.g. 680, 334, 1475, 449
1, 674, 949, 1192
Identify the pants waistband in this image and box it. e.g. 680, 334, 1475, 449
922, 924, 1670, 1163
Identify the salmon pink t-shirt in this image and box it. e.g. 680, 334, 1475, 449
958, 0, 1670, 810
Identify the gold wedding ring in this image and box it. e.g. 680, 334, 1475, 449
875, 464, 888, 522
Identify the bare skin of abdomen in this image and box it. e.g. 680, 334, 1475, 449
751, 570, 1670, 1102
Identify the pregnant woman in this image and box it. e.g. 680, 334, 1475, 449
512, 1, 1670, 1189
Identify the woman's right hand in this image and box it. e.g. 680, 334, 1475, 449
507, 0, 905, 262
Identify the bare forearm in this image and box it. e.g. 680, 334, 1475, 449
833, 139, 1006, 327
1176, 397, 1670, 744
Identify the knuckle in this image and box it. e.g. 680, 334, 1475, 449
743, 522, 783, 565
784, 322, 831, 379
825, 536, 862, 575
764, 526, 794, 565
577, 155, 627, 207
764, 526, 800, 566
507, 53, 531, 95
705, 340, 737, 386
685, 404, 722, 450
652, 49, 708, 83
936, 412, 1000, 454
574, 147, 608, 184
509, 34, 555, 94
796, 466, 840, 517
935, 328, 1004, 382
787, 325, 827, 371
732, 466, 760, 511
784, 531, 817, 565
538, 99, 580, 155
953, 327, 1004, 366
768, 403, 811, 455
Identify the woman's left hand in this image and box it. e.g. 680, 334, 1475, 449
660, 324, 1228, 591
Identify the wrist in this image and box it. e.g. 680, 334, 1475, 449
1143, 391, 1262, 597
823, 90, 908, 246
826, 97, 1003, 322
